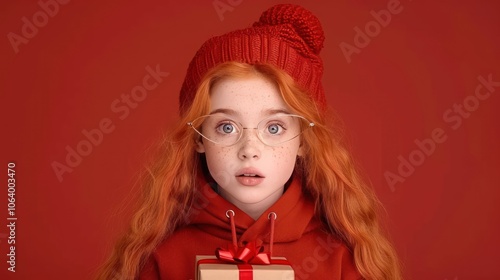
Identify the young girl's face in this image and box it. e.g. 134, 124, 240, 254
196, 74, 303, 214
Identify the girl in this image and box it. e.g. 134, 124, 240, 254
98, 4, 402, 280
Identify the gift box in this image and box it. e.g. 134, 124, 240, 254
196, 255, 294, 280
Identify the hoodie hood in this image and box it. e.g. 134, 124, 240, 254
189, 175, 321, 247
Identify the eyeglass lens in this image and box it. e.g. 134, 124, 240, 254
190, 114, 310, 146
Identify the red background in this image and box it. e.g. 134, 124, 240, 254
1, 0, 499, 279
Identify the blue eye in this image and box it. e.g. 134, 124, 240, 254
216, 122, 237, 134
267, 124, 283, 134
222, 124, 234, 133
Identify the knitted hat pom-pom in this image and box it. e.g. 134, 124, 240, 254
256, 4, 325, 55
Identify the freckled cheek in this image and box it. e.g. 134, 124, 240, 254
269, 146, 296, 162
206, 146, 237, 169
208, 147, 231, 160
205, 148, 237, 185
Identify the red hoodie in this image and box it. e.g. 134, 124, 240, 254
139, 176, 362, 280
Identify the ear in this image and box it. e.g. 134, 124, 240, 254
195, 138, 206, 153
297, 144, 304, 157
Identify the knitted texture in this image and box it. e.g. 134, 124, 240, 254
179, 4, 326, 115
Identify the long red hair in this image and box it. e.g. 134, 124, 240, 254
96, 62, 402, 279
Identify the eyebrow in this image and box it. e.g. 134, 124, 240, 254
209, 108, 291, 116
263, 108, 291, 115
209, 108, 240, 115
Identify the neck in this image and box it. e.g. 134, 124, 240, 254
218, 186, 284, 220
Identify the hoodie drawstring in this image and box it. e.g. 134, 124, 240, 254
268, 212, 277, 257
225, 210, 277, 257
226, 210, 238, 248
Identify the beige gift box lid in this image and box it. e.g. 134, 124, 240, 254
195, 255, 294, 280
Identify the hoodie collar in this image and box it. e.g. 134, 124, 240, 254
189, 175, 320, 246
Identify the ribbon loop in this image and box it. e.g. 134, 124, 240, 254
216, 210, 276, 265
215, 241, 271, 264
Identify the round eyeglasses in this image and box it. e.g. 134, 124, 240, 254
187, 114, 314, 147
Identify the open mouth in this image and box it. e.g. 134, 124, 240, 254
235, 168, 265, 180
237, 174, 263, 178
235, 171, 265, 186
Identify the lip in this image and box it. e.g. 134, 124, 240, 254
236, 176, 264, 186
235, 167, 265, 178
235, 167, 265, 186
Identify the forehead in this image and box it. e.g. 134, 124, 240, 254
209, 75, 289, 116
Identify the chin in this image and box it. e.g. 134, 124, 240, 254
238, 196, 269, 205
234, 189, 282, 204
230, 193, 265, 204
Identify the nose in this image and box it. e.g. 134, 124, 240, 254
237, 128, 262, 160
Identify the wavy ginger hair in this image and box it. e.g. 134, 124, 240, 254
96, 62, 402, 280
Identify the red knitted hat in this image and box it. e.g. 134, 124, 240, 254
179, 4, 326, 115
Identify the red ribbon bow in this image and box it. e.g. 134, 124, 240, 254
215, 241, 271, 265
